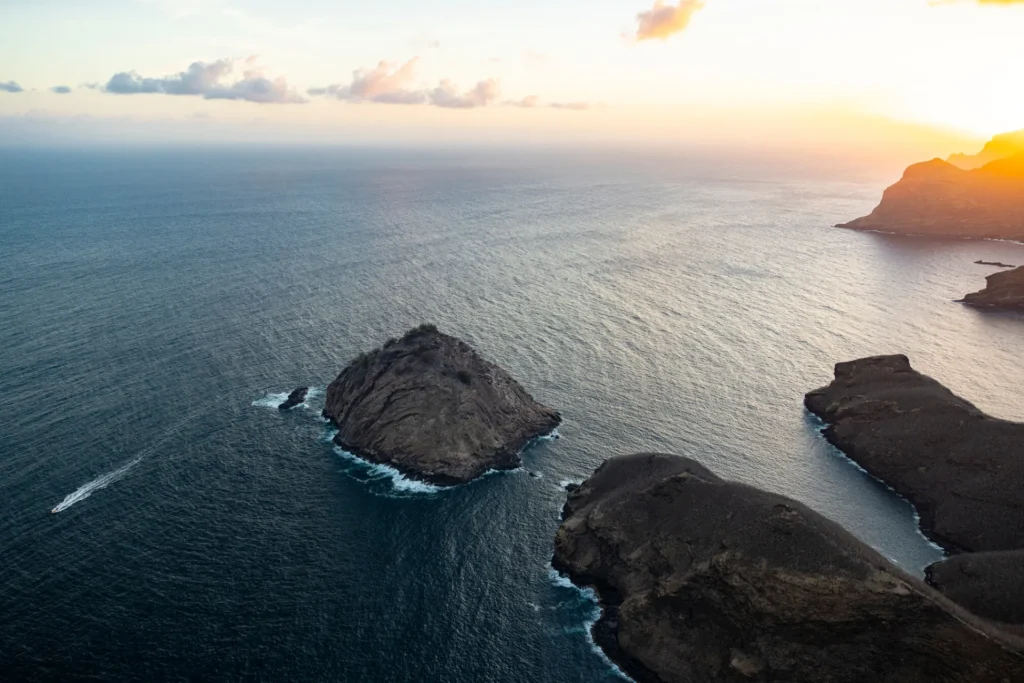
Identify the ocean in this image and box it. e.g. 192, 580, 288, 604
2, 146, 1022, 682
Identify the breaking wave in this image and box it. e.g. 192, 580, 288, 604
546, 566, 633, 681
332, 446, 441, 495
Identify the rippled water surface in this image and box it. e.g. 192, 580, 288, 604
2, 147, 1023, 682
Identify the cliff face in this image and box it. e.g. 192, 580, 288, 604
322, 325, 560, 485
962, 265, 1024, 309
552, 453, 1024, 683
804, 355, 1024, 554
838, 155, 1024, 241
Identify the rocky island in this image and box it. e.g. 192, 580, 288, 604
553, 453, 1024, 682
322, 324, 560, 485
278, 387, 308, 410
804, 354, 1024, 554
962, 265, 1024, 309
837, 153, 1024, 241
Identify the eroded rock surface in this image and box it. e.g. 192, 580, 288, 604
553, 453, 1024, 683
322, 325, 560, 485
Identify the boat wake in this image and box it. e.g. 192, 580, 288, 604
50, 456, 144, 514
50, 412, 197, 514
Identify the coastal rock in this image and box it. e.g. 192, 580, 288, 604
975, 260, 1016, 268
805, 355, 1024, 553
927, 550, 1024, 626
553, 453, 1024, 683
837, 155, 1024, 241
322, 324, 560, 485
962, 265, 1024, 309
278, 387, 309, 410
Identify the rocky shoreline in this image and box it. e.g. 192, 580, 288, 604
553, 453, 1024, 682
804, 354, 1024, 554
321, 324, 561, 486
962, 265, 1024, 310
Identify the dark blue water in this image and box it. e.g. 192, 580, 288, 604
2, 147, 1023, 682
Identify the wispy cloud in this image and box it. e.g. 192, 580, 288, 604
102, 57, 305, 103
507, 95, 542, 108
0, 81, 24, 93
505, 96, 592, 110
51, 85, 72, 94
310, 59, 499, 109
635, 0, 705, 41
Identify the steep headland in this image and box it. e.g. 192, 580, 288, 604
322, 324, 560, 485
962, 265, 1024, 309
838, 154, 1024, 241
805, 355, 1024, 554
553, 453, 1024, 683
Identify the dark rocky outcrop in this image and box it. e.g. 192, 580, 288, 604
837, 154, 1024, 241
962, 265, 1024, 309
927, 550, 1024, 626
975, 260, 1016, 268
322, 325, 560, 485
805, 355, 1024, 554
553, 453, 1024, 683
278, 387, 308, 410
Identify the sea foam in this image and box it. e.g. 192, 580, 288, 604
332, 446, 441, 495
251, 387, 322, 411
546, 565, 634, 681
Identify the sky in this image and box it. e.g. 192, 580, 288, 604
1, 0, 1023, 158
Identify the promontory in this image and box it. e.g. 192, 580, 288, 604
322, 324, 560, 485
552, 453, 1024, 682
962, 265, 1024, 310
837, 153, 1024, 241
805, 355, 1024, 554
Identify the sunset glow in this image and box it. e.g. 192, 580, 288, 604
1, 0, 1022, 154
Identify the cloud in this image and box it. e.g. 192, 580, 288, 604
505, 96, 592, 110
51, 85, 72, 94
429, 79, 499, 109
549, 101, 591, 110
309, 58, 425, 104
310, 59, 499, 109
102, 58, 305, 103
0, 80, 23, 93
635, 0, 705, 41
507, 95, 541, 108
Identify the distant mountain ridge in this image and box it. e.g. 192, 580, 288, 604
948, 129, 1024, 170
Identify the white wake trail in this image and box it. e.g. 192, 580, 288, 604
50, 455, 144, 513
50, 411, 198, 514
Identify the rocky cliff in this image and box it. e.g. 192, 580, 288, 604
322, 325, 560, 485
552, 453, 1024, 683
838, 155, 1024, 241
